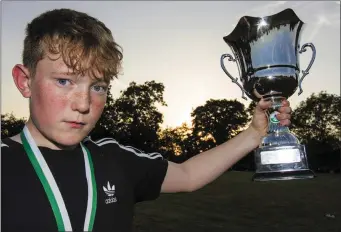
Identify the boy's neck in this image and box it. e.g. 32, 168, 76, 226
11, 119, 78, 150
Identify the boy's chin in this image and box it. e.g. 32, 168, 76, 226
53, 136, 87, 149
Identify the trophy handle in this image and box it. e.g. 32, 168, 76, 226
221, 54, 247, 100
298, 43, 316, 95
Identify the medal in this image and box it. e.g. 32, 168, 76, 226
20, 126, 97, 231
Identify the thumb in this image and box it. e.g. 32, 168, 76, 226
255, 98, 272, 113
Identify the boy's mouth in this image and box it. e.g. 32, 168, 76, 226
65, 121, 86, 128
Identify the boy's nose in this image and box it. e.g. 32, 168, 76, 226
71, 91, 90, 113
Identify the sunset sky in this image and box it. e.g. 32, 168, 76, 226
1, 1, 340, 128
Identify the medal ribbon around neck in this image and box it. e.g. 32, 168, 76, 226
20, 126, 97, 231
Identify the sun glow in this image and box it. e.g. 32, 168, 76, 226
257, 18, 268, 30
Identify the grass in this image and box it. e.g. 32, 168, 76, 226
133, 172, 341, 232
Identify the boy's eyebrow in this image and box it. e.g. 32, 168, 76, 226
93, 79, 109, 85
51, 71, 75, 76
91, 79, 103, 83
51, 72, 108, 84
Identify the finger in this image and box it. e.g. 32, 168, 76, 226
276, 113, 291, 120
280, 119, 291, 126
278, 106, 292, 114
281, 99, 290, 107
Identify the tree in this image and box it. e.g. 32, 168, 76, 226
246, 100, 257, 120
291, 91, 341, 171
191, 99, 249, 147
291, 91, 340, 147
158, 123, 193, 163
90, 81, 167, 153
1, 113, 27, 138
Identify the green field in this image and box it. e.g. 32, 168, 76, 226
133, 172, 341, 232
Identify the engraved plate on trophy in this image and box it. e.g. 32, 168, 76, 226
260, 149, 301, 165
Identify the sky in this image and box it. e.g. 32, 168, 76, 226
1, 1, 340, 128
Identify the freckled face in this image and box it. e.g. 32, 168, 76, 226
29, 56, 108, 147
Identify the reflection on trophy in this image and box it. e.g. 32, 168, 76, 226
220, 8, 316, 181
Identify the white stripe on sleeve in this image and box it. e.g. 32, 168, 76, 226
95, 139, 163, 160
1, 143, 9, 148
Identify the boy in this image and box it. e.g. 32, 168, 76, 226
1, 8, 292, 232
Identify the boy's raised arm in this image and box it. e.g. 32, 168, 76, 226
161, 99, 292, 193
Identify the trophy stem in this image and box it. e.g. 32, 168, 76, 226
265, 96, 290, 135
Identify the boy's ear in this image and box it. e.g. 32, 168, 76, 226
12, 64, 32, 98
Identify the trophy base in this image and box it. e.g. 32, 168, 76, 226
252, 169, 315, 182
253, 144, 316, 182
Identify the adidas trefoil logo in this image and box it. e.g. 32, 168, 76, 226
103, 182, 115, 196
103, 181, 117, 204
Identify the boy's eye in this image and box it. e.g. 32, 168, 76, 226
92, 85, 107, 93
57, 79, 71, 86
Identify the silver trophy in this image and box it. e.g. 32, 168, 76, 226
220, 8, 316, 181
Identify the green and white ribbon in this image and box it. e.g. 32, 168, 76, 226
269, 111, 280, 124
21, 126, 97, 231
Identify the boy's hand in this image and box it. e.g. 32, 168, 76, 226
249, 98, 292, 137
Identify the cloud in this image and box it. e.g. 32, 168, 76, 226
307, 7, 340, 41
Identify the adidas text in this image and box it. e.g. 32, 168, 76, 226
105, 197, 117, 204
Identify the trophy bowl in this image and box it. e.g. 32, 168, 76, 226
220, 8, 316, 181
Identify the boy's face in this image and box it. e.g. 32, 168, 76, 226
22, 53, 108, 147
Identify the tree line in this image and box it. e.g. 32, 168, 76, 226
2, 81, 340, 173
